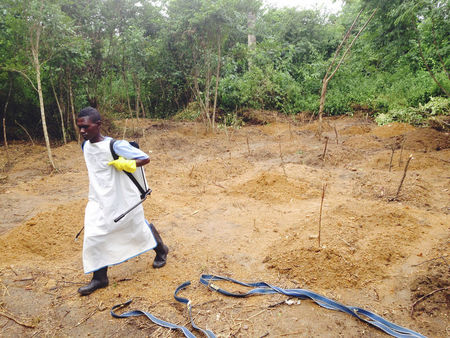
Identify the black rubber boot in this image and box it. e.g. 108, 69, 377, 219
149, 223, 169, 268
78, 267, 109, 296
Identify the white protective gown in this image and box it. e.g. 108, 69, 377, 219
82, 138, 156, 273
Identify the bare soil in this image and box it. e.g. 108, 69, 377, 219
0, 115, 448, 337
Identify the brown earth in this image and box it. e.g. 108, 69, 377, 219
0, 116, 448, 337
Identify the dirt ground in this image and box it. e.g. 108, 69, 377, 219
0, 114, 448, 337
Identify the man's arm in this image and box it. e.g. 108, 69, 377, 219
109, 140, 150, 172
136, 158, 150, 167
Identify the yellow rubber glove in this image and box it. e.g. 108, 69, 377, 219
108, 156, 136, 173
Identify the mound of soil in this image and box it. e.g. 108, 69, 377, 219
402, 128, 450, 151
340, 125, 372, 135
0, 201, 85, 265
265, 201, 425, 289
342, 134, 383, 150
231, 171, 320, 203
371, 122, 416, 138
299, 120, 334, 133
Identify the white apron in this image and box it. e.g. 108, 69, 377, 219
82, 138, 156, 273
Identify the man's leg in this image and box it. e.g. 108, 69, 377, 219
149, 223, 169, 268
78, 266, 109, 296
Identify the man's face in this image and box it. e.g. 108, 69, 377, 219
76, 116, 101, 142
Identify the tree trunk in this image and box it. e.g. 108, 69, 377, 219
212, 33, 222, 132
204, 50, 212, 131
318, 79, 328, 124
51, 77, 67, 144
247, 12, 256, 49
2, 117, 8, 163
68, 73, 79, 143
32, 48, 56, 169
140, 96, 146, 118
135, 76, 141, 120
318, 9, 376, 123
131, 73, 140, 119
2, 80, 11, 163
122, 67, 132, 115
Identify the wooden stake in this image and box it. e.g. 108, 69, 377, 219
388, 145, 395, 172
2, 117, 9, 164
321, 136, 329, 161
122, 118, 128, 139
390, 154, 413, 201
398, 138, 405, 167
189, 165, 195, 178
333, 124, 339, 144
279, 136, 287, 176
246, 136, 251, 156
318, 183, 327, 247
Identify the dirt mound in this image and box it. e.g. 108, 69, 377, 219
240, 109, 280, 125
0, 200, 85, 266
402, 128, 450, 151
231, 172, 320, 203
340, 125, 372, 135
185, 158, 252, 186
258, 122, 292, 136
351, 167, 434, 207
342, 134, 383, 150
367, 150, 450, 172
371, 123, 416, 138
299, 121, 334, 133
265, 201, 423, 289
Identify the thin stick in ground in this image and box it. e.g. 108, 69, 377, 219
398, 138, 405, 167
246, 136, 251, 156
390, 154, 413, 201
388, 145, 395, 172
410, 286, 450, 317
278, 136, 287, 177
333, 124, 339, 144
321, 136, 329, 162
318, 183, 327, 247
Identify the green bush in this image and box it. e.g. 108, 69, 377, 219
375, 97, 449, 126
173, 101, 202, 121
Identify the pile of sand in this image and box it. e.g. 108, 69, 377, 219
185, 158, 252, 185
265, 201, 424, 289
231, 172, 320, 203
340, 125, 372, 135
342, 135, 383, 150
0, 200, 85, 266
371, 123, 416, 138
402, 128, 450, 151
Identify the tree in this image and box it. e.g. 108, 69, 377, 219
359, 0, 449, 97
318, 6, 376, 123
167, 0, 245, 131
2, 0, 76, 168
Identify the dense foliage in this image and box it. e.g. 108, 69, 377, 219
0, 0, 449, 141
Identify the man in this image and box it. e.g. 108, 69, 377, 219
76, 106, 168, 296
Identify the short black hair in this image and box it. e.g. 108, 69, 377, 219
78, 106, 101, 123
